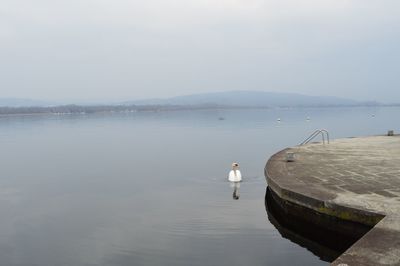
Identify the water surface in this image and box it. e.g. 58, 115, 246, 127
0, 107, 397, 266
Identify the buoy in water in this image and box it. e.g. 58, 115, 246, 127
228, 162, 242, 182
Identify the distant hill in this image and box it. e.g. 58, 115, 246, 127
123, 91, 372, 107
0, 98, 53, 107
0, 91, 380, 109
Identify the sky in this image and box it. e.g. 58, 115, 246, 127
0, 0, 399, 103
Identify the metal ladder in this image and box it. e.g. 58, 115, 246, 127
300, 129, 330, 145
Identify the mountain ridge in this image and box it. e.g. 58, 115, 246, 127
0, 98, 54, 107
122, 91, 376, 107
0, 91, 380, 108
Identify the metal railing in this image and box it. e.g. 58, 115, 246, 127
300, 129, 330, 145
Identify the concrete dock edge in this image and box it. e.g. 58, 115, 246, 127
265, 136, 400, 265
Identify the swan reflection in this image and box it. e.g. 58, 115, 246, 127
231, 182, 240, 200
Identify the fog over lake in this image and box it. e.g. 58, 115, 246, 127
0, 107, 397, 266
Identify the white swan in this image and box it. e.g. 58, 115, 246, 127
228, 162, 242, 182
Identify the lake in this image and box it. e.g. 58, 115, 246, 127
0, 106, 397, 266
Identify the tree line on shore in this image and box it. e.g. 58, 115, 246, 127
0, 104, 222, 115
0, 102, 394, 116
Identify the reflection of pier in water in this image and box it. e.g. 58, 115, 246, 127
265, 187, 372, 263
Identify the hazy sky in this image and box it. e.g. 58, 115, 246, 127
1, 0, 399, 102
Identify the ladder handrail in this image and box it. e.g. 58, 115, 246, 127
300, 129, 330, 145
301, 130, 321, 145
300, 130, 322, 145
321, 129, 329, 144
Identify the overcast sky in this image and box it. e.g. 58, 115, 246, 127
0, 0, 399, 103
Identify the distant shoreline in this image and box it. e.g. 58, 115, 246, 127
0, 104, 398, 117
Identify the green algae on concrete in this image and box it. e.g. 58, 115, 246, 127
265, 135, 400, 266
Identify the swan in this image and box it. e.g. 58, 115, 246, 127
228, 162, 242, 182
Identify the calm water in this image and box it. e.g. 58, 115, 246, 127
0, 107, 398, 266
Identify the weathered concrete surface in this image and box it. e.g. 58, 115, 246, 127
265, 135, 400, 265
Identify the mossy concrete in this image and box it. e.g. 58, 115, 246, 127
265, 135, 400, 265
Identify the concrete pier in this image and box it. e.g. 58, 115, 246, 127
265, 135, 400, 265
